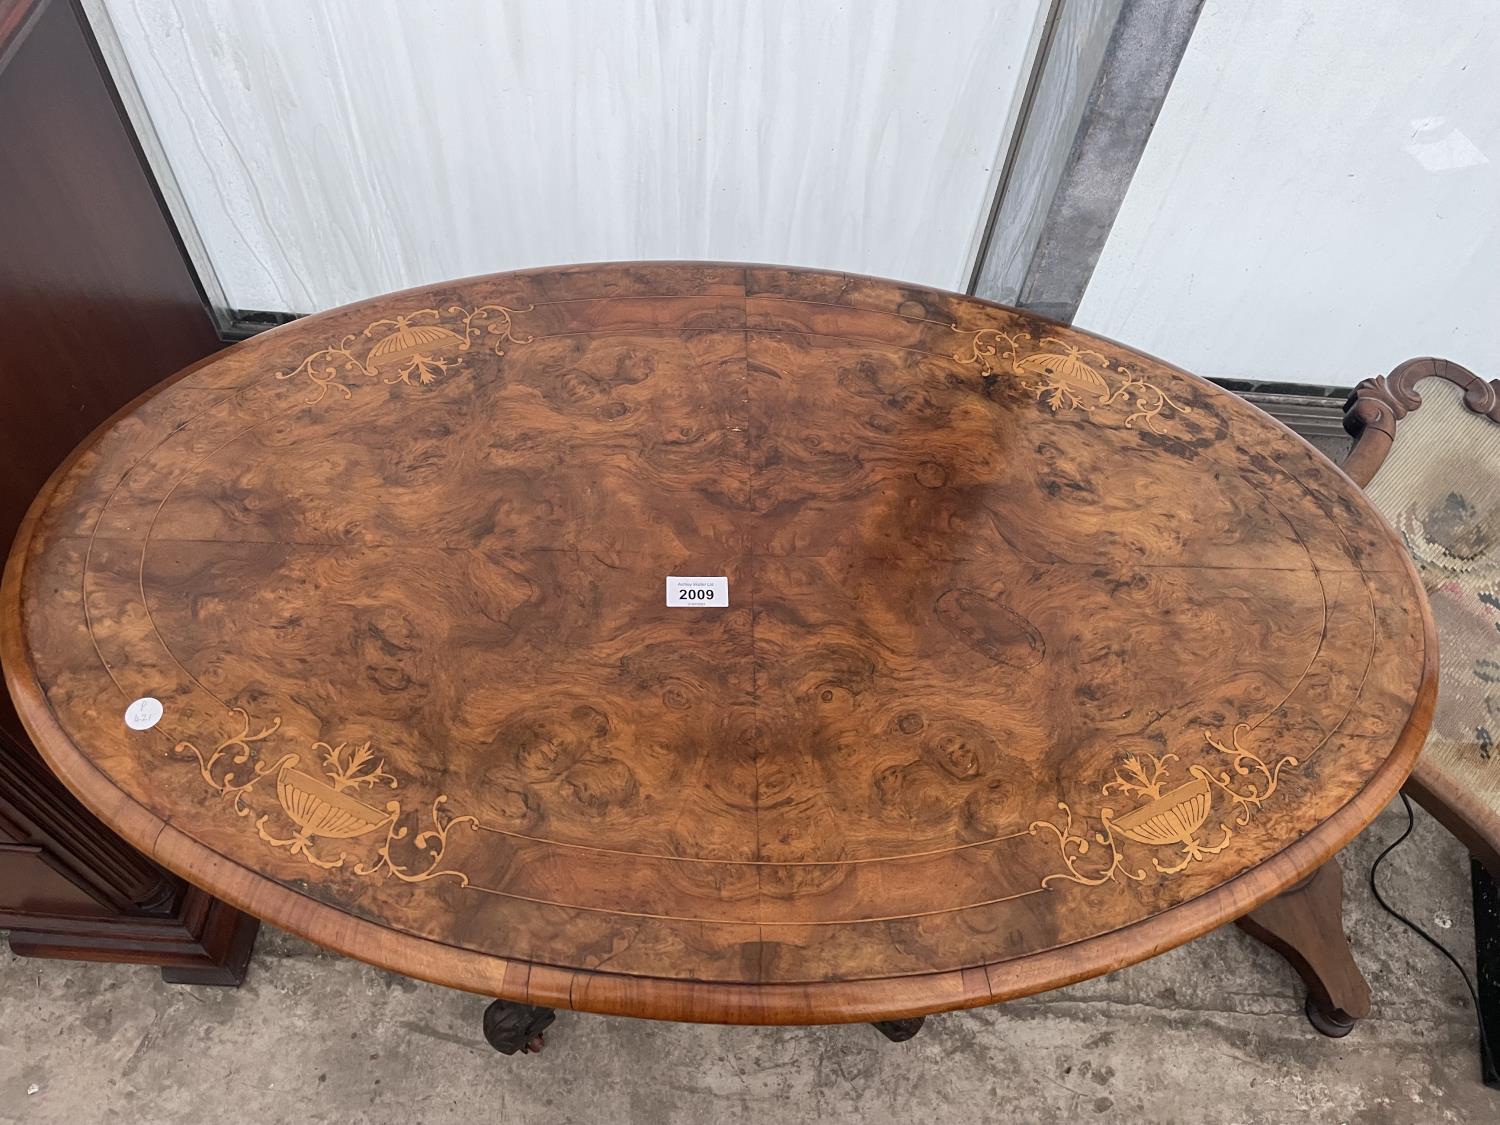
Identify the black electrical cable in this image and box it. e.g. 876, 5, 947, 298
1369, 792, 1494, 1078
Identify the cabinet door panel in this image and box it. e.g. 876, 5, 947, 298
0, 843, 116, 918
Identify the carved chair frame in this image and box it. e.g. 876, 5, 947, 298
1342, 355, 1500, 871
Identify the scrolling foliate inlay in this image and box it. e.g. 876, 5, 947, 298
1028, 725, 1300, 887
954, 327, 1190, 434
276, 303, 534, 404
172, 708, 476, 883
170, 708, 1301, 901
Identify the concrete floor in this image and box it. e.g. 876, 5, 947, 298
0, 798, 1492, 1125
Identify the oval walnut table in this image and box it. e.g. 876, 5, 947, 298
2, 263, 1435, 1054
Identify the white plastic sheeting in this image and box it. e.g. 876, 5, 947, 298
93, 0, 1047, 314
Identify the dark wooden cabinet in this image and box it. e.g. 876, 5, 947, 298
0, 0, 256, 982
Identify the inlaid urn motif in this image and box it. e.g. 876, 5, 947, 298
1013, 344, 1112, 407
257, 741, 398, 868
275, 765, 392, 842
364, 314, 468, 385
276, 301, 533, 401
1110, 776, 1213, 847
1031, 730, 1297, 887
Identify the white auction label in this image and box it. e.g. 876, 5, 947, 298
666, 576, 729, 607
124, 697, 164, 731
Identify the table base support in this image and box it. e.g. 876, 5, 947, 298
1235, 857, 1370, 1037
871, 1016, 926, 1042
483, 1000, 555, 1055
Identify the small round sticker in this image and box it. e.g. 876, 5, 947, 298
124, 697, 163, 731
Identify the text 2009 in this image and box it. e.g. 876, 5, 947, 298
677, 587, 715, 601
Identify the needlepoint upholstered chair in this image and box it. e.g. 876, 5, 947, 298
1343, 356, 1500, 1080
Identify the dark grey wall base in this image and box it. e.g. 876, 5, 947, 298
1213, 379, 1352, 462
219, 308, 299, 342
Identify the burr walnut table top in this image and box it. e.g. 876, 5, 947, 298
2, 263, 1435, 1024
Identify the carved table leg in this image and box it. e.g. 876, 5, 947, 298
482, 999, 555, 1055
871, 1016, 926, 1042
1235, 857, 1370, 1037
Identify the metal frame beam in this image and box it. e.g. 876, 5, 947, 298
970, 0, 1204, 323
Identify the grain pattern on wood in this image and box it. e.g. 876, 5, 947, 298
2, 263, 1435, 1024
